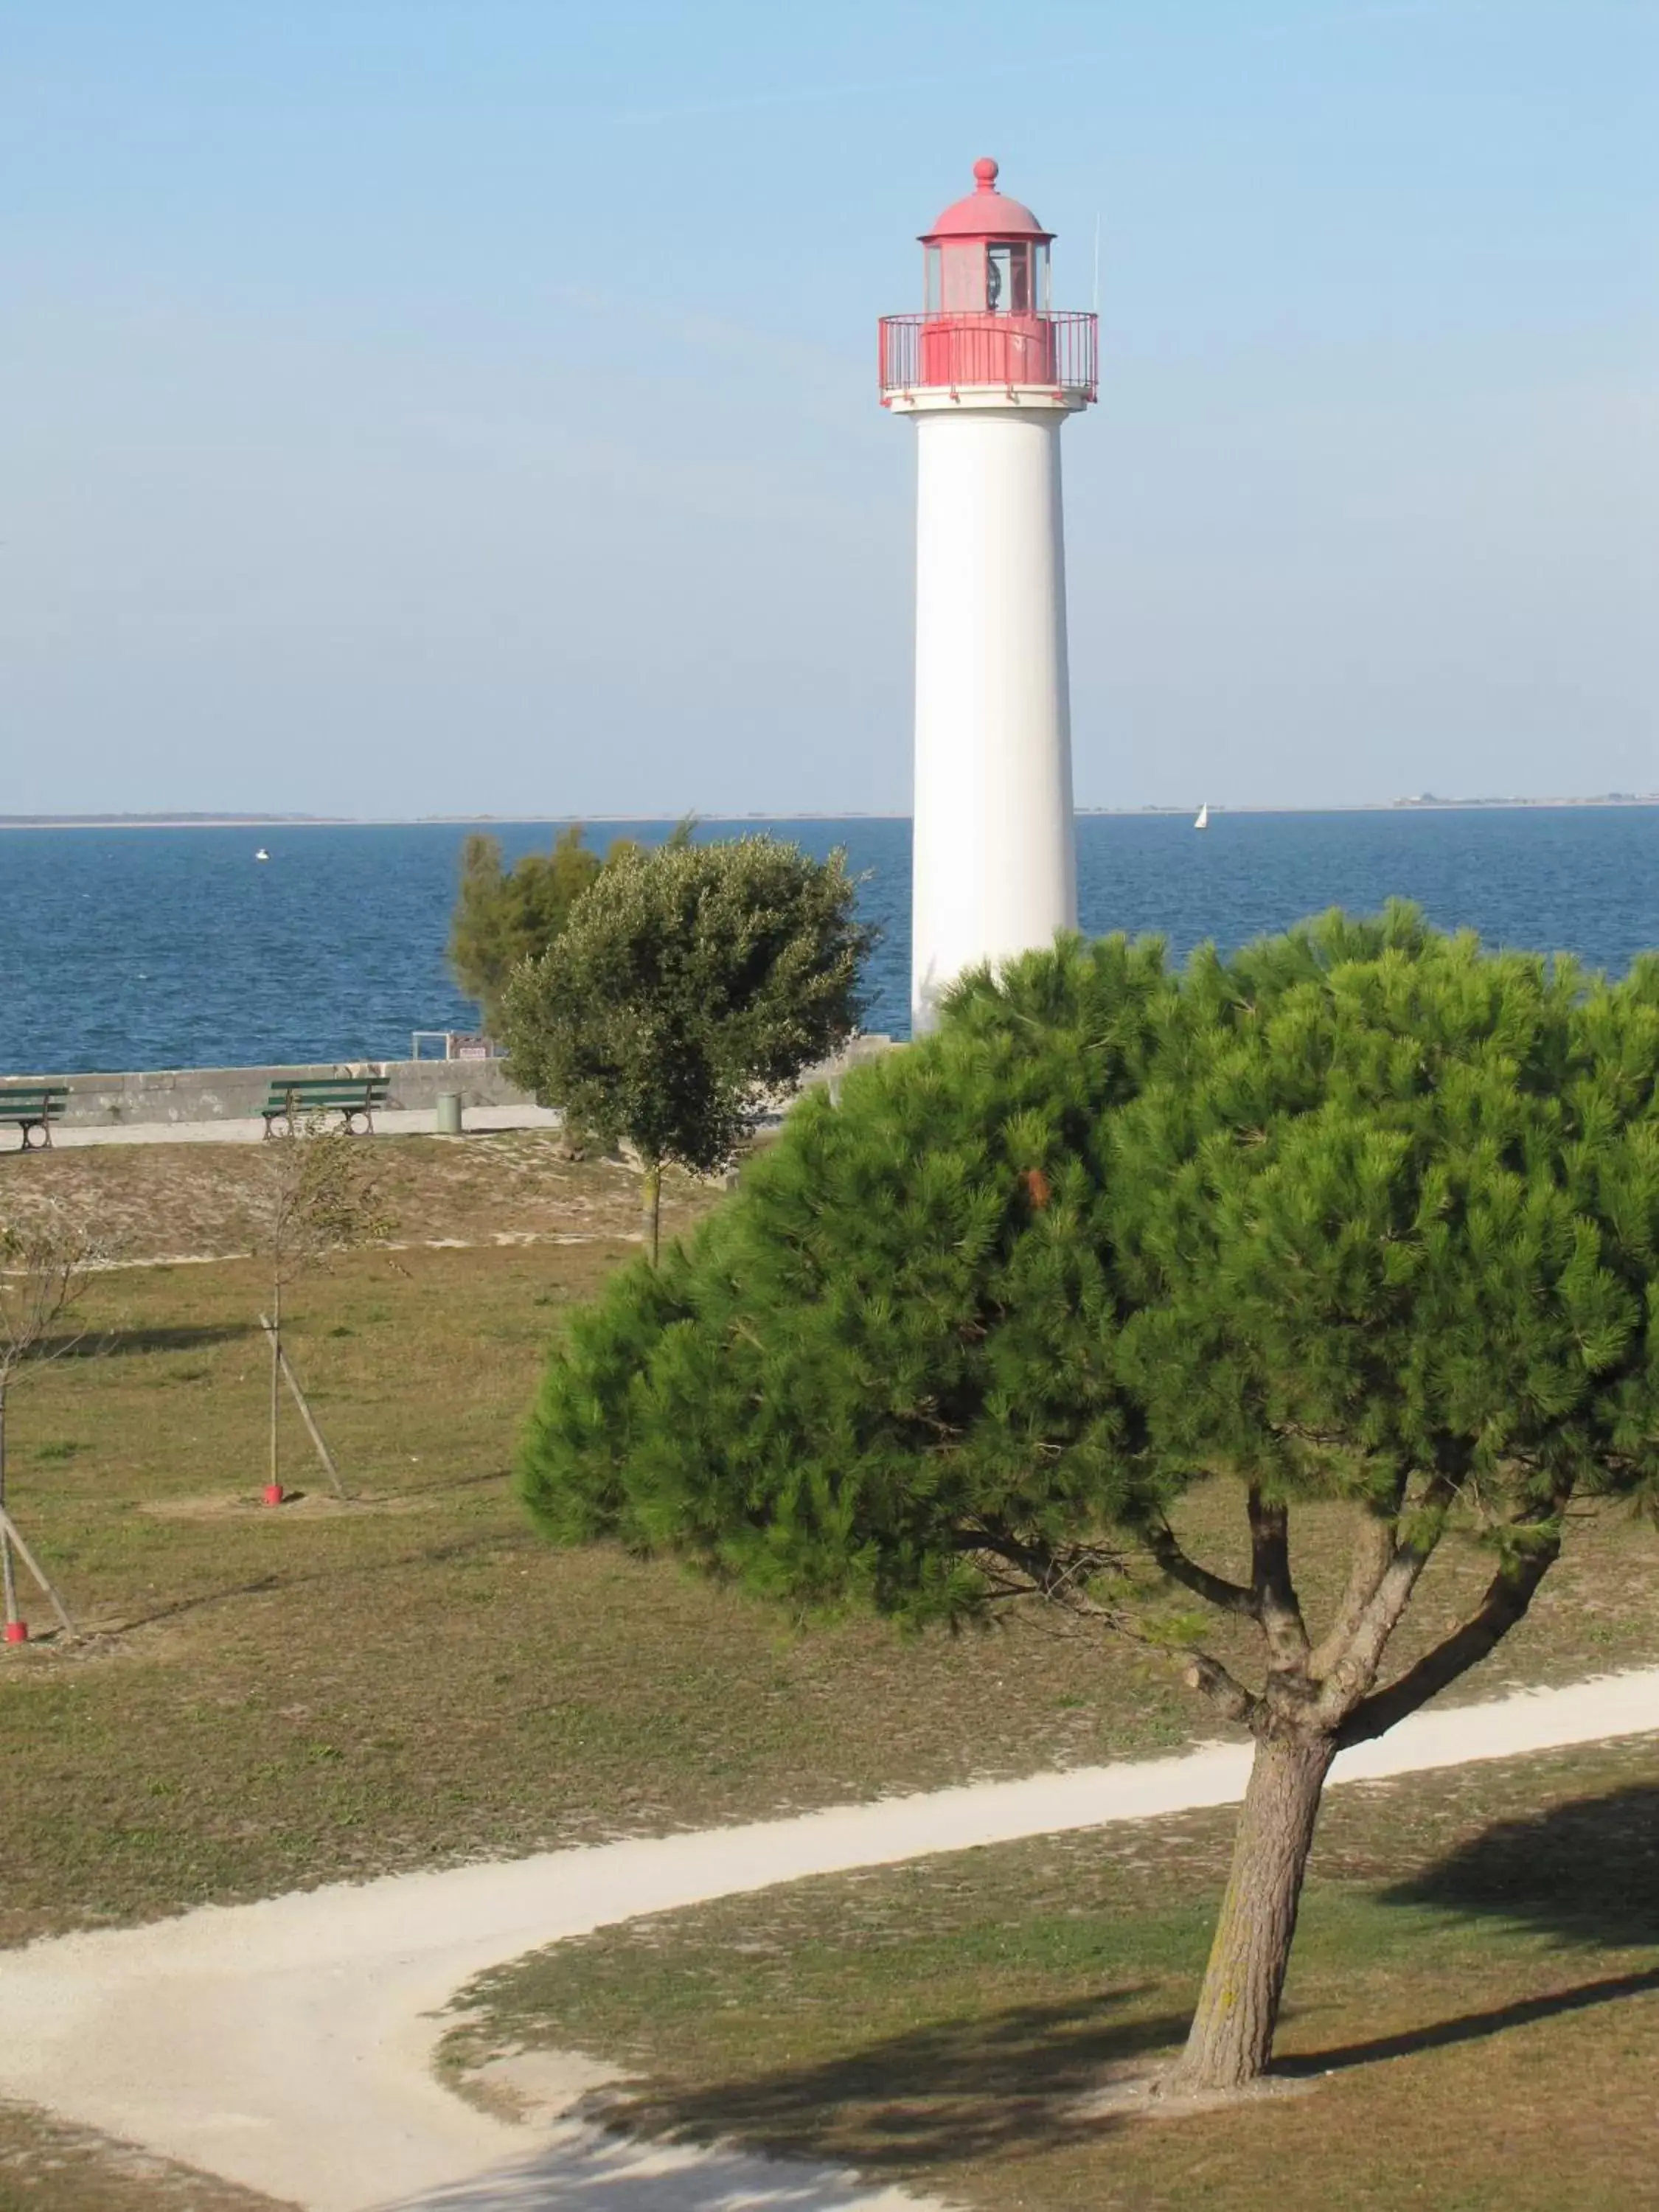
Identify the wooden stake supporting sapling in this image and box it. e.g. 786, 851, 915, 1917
257, 1312, 344, 1497
249, 1116, 393, 1505
0, 1503, 77, 1641
0, 1204, 100, 1644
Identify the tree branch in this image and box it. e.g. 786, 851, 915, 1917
1181, 1649, 1259, 1726
956, 1523, 1260, 1729
1307, 1489, 1404, 1680
1311, 1475, 1457, 1728
957, 1525, 1124, 1612
1247, 1486, 1309, 1666
1337, 1491, 1572, 1748
1147, 1520, 1257, 1618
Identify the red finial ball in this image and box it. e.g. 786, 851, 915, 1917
973, 156, 999, 192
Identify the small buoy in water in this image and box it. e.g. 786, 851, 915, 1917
254, 848, 270, 862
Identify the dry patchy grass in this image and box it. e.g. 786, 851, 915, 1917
0, 1231, 1206, 1947
0, 1128, 706, 1261
4, 1133, 1659, 2211
447, 1736, 1659, 2212
0, 2102, 288, 2212
0, 1132, 1655, 1958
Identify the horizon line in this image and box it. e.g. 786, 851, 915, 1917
5, 797, 1659, 832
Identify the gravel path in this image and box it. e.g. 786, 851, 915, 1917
2, 1666, 1655, 2212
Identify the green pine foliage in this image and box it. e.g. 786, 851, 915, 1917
518, 901, 1659, 2087
520, 930, 1169, 1615
519, 905, 1659, 1640
1108, 911, 1659, 1532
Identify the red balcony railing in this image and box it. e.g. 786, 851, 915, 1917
879, 311, 1098, 402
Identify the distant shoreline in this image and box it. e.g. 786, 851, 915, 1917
4, 799, 1659, 831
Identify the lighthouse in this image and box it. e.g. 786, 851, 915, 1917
880, 159, 1097, 1031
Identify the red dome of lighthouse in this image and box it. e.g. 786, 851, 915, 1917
877, 156, 1096, 405
921, 157, 1053, 243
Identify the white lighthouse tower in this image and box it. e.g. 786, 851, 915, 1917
880, 159, 1097, 1030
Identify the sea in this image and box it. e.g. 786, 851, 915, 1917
3, 809, 1658, 1077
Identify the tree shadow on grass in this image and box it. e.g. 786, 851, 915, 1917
582, 1991, 1186, 2174
385, 2126, 925, 2210
111, 1525, 522, 1630
1283, 1782, 1659, 2077
48, 1321, 254, 1359
115, 1573, 283, 1630
1279, 1966, 1659, 2076
1382, 1782, 1659, 1951
397, 1466, 512, 1500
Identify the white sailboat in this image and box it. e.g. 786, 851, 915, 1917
254, 848, 270, 862
1193, 804, 1209, 832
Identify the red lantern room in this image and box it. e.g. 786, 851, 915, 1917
880, 159, 1097, 403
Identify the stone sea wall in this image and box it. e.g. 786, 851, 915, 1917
12, 1037, 898, 1129
10, 1059, 529, 1127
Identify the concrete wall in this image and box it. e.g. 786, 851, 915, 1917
15, 1059, 532, 1128
788, 1032, 902, 1107
12, 1038, 901, 1130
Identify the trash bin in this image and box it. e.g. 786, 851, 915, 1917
434, 1092, 464, 1136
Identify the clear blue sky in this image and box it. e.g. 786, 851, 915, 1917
3, 0, 1655, 815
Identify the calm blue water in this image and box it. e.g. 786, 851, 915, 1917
3, 810, 1658, 1075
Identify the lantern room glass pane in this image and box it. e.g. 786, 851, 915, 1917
1033, 241, 1051, 310
924, 245, 942, 313
940, 240, 984, 312
986, 243, 1031, 315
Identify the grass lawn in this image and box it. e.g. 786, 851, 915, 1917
0, 1244, 1208, 1947
4, 1133, 1659, 2208
0, 2105, 288, 2212
444, 1733, 1659, 2211
1, 1132, 1656, 1950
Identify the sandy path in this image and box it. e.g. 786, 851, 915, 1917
2, 1666, 1655, 2212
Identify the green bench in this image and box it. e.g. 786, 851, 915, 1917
0, 1085, 69, 1152
260, 1075, 389, 1138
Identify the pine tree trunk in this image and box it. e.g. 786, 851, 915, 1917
1175, 1727, 1336, 2090
0, 1381, 17, 1629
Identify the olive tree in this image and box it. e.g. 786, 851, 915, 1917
501, 835, 876, 1262
516, 909, 1659, 2090
448, 824, 642, 1037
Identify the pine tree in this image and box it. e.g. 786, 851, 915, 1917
517, 907, 1659, 2089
